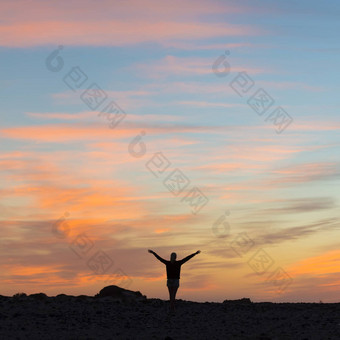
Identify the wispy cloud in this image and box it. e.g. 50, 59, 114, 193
260, 197, 337, 214
288, 249, 340, 277
0, 123, 220, 143
134, 55, 266, 78
268, 162, 340, 185
0, 0, 261, 47
257, 218, 340, 246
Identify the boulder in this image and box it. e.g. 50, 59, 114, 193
75, 295, 93, 302
29, 293, 48, 300
55, 294, 75, 302
223, 298, 252, 305
95, 285, 146, 302
12, 292, 27, 299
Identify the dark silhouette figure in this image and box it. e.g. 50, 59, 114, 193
148, 249, 201, 312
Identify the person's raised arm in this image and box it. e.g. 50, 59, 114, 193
148, 249, 167, 264
179, 250, 201, 264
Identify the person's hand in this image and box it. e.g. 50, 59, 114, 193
148, 249, 154, 254
196, 250, 201, 254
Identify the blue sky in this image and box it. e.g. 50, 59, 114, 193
0, 0, 340, 302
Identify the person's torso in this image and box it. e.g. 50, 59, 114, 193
166, 261, 182, 279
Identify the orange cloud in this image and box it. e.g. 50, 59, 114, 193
5, 264, 62, 276
155, 228, 170, 234
0, 148, 153, 221
288, 250, 340, 277
0, 123, 219, 143
3, 182, 149, 222
0, 124, 131, 142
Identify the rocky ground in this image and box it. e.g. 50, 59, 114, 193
0, 290, 339, 339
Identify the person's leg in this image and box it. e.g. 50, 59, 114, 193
169, 287, 175, 311
171, 285, 178, 311
167, 284, 175, 311
173, 286, 179, 299
167, 286, 172, 300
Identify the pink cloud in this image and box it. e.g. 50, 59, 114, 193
260, 81, 324, 92
0, 20, 259, 47
0, 0, 261, 47
134, 55, 266, 78
177, 101, 246, 108
26, 111, 185, 124
288, 122, 340, 131
160, 42, 257, 50
26, 111, 95, 121
0, 0, 243, 24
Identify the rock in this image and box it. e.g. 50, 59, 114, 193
223, 298, 252, 304
75, 295, 93, 302
29, 293, 48, 300
95, 285, 147, 302
12, 293, 27, 299
55, 294, 75, 302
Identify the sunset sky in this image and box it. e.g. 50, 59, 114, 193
1, 0, 340, 302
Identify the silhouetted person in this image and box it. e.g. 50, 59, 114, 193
148, 249, 201, 312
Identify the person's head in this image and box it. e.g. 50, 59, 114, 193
170, 252, 177, 262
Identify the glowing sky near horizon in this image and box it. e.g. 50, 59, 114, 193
1, 0, 340, 302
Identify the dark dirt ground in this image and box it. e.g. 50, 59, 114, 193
0, 295, 339, 339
